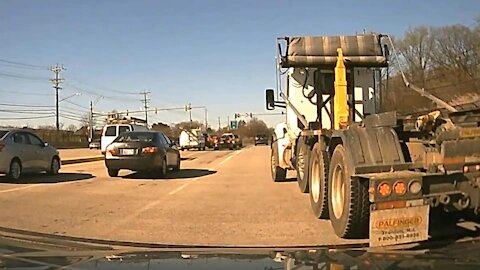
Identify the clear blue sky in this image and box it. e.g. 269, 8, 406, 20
1, 0, 478, 128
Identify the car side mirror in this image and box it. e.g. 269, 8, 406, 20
170, 141, 177, 147
265, 89, 275, 110
44, 142, 49, 147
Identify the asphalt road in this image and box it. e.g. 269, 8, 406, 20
0, 146, 478, 247
58, 148, 102, 160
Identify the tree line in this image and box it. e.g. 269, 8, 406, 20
382, 17, 480, 114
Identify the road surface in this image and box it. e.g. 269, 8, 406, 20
0, 146, 477, 247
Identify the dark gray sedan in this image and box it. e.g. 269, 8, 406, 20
104, 131, 180, 177
0, 128, 60, 181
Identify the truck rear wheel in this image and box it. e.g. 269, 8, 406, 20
328, 144, 369, 238
271, 140, 286, 182
296, 138, 311, 193
309, 142, 330, 219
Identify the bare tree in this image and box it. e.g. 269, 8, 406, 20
66, 124, 77, 132
429, 24, 479, 81
397, 26, 433, 87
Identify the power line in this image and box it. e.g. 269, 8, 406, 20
0, 102, 54, 108
0, 115, 54, 120
0, 58, 49, 69
0, 71, 50, 81
61, 99, 89, 109
63, 83, 138, 103
0, 89, 52, 96
0, 109, 54, 114
61, 106, 89, 114
59, 114, 85, 122
65, 76, 139, 95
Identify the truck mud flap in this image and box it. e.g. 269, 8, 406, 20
370, 204, 429, 247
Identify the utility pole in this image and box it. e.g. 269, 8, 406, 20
141, 90, 150, 126
89, 101, 93, 142
218, 116, 221, 130
50, 64, 65, 130
227, 116, 230, 130
204, 108, 208, 130
185, 102, 192, 129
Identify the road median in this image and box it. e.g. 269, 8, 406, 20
61, 156, 104, 165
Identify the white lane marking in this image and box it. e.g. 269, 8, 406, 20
168, 182, 190, 195
217, 148, 244, 166
168, 177, 199, 195
0, 184, 45, 194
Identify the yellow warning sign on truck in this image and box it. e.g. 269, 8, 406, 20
370, 205, 429, 247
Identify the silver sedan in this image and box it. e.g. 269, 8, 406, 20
0, 128, 60, 181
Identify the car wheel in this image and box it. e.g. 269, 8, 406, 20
159, 157, 168, 177
7, 159, 22, 181
173, 154, 181, 171
48, 157, 60, 175
107, 168, 119, 177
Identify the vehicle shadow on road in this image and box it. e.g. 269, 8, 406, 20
0, 173, 94, 184
122, 169, 217, 180
276, 177, 297, 183
416, 211, 480, 249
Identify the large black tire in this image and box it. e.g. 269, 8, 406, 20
7, 159, 22, 181
296, 138, 311, 193
309, 142, 330, 219
271, 140, 287, 182
48, 157, 60, 175
107, 168, 119, 177
328, 144, 370, 238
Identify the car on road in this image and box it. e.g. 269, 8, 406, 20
205, 134, 219, 150
218, 133, 241, 150
233, 134, 243, 148
254, 134, 268, 145
89, 139, 101, 149
0, 128, 60, 181
104, 131, 180, 177
179, 129, 206, 151
101, 124, 149, 154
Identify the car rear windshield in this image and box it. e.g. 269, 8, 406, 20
115, 132, 155, 142
0, 131, 8, 139
104, 126, 116, 136
118, 126, 130, 134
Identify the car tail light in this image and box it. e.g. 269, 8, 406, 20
142, 147, 158, 153
0, 144, 4, 152
378, 182, 392, 197
393, 181, 406, 195
106, 146, 116, 157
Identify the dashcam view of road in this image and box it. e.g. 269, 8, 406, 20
1, 1, 480, 269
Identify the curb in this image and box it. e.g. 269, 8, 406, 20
61, 156, 104, 165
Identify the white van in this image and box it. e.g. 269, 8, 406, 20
101, 124, 148, 154
179, 129, 206, 151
